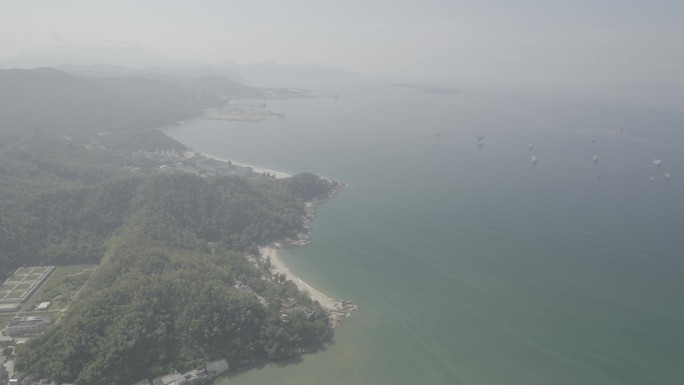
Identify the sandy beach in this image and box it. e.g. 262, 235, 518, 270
260, 246, 337, 310
230, 161, 292, 179
259, 245, 356, 327
192, 152, 349, 313
198, 150, 354, 318
201, 153, 292, 179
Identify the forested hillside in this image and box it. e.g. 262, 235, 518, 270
0, 68, 199, 137
0, 173, 305, 272
1, 68, 336, 384
0, 68, 198, 198
14, 173, 330, 384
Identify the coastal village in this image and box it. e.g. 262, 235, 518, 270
203, 102, 286, 122
259, 182, 357, 327
201, 87, 338, 122
122, 147, 287, 180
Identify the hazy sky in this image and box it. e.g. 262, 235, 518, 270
2, 0, 683, 83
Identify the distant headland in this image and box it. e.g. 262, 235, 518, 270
391, 83, 459, 94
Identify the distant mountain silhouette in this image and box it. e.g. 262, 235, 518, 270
0, 67, 200, 136
56, 63, 242, 82
0, 43, 170, 69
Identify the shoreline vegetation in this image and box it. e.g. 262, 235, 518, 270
1, 67, 354, 384
260, 245, 356, 328
183, 147, 357, 327
201, 153, 292, 179
190, 152, 358, 380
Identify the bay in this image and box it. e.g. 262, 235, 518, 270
163, 78, 684, 385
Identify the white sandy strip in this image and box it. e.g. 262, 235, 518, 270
230, 161, 292, 179
260, 246, 337, 310
201, 153, 292, 179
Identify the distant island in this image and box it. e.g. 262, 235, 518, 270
392, 83, 459, 94
0, 67, 351, 385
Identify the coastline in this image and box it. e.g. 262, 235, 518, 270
165, 131, 357, 327
195, 148, 356, 327
260, 246, 336, 310
260, 246, 356, 327
200, 153, 292, 179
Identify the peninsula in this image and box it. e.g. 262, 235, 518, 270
0, 67, 351, 385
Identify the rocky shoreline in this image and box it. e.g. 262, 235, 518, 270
196, 150, 356, 327
261, 178, 356, 328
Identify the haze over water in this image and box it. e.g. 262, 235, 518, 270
164, 78, 684, 385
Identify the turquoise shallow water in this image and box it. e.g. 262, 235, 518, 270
164, 80, 684, 385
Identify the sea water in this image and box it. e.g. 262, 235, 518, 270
163, 78, 684, 385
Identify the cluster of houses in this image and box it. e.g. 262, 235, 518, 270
232, 282, 268, 307
203, 105, 269, 122
4, 373, 71, 385
280, 298, 316, 321
127, 147, 262, 180
130, 360, 230, 385
0, 359, 230, 385
233, 282, 315, 321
